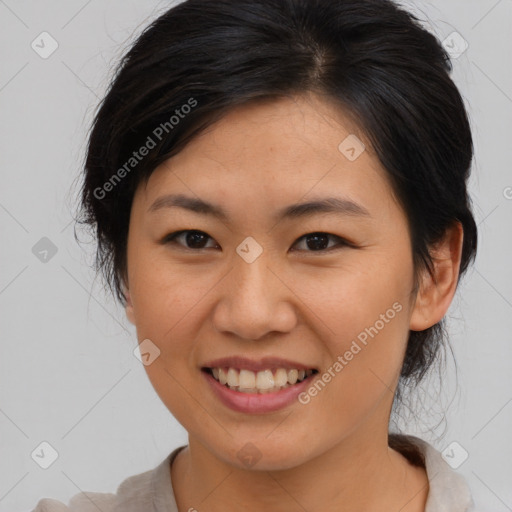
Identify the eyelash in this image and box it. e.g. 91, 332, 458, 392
161, 230, 355, 253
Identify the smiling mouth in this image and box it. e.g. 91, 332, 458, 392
202, 367, 319, 393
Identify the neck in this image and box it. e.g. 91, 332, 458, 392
171, 424, 429, 511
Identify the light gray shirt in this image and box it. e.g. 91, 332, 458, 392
32, 435, 477, 511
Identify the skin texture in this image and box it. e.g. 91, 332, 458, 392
124, 93, 463, 511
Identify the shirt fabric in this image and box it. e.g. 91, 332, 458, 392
32, 435, 478, 512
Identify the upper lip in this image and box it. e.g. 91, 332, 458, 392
201, 356, 317, 373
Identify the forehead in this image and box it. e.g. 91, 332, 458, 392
135, 94, 400, 220
180, 93, 370, 167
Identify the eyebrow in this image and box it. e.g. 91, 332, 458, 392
147, 193, 371, 222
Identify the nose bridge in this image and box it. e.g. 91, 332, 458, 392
234, 249, 271, 308
212, 243, 296, 340
232, 234, 275, 307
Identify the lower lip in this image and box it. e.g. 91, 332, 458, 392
202, 370, 315, 414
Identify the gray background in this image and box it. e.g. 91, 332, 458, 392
0, 0, 511, 510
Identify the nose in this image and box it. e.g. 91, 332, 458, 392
211, 251, 298, 341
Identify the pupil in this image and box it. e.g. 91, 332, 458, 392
307, 233, 328, 251
187, 231, 207, 248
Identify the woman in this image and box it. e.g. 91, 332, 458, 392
34, 0, 481, 510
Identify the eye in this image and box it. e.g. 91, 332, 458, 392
291, 232, 352, 252
162, 230, 219, 250
162, 230, 352, 253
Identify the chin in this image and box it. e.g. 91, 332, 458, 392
217, 437, 318, 472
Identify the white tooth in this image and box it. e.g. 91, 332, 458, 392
227, 368, 239, 387
287, 369, 298, 385
298, 369, 306, 381
218, 368, 228, 385
274, 368, 288, 387
212, 368, 219, 380
256, 369, 274, 389
239, 369, 256, 389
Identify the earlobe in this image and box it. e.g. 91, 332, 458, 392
409, 222, 464, 332
124, 286, 136, 325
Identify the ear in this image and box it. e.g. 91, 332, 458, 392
123, 283, 136, 325
409, 221, 464, 331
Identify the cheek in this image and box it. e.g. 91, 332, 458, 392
129, 246, 204, 332
293, 258, 412, 417
293, 254, 411, 347
295, 306, 409, 445
128, 262, 210, 422
131, 275, 203, 353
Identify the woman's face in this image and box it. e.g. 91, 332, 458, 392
125, 93, 423, 470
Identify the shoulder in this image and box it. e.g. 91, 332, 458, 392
32, 468, 158, 512
393, 434, 491, 512
32, 492, 117, 512
32, 446, 185, 512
